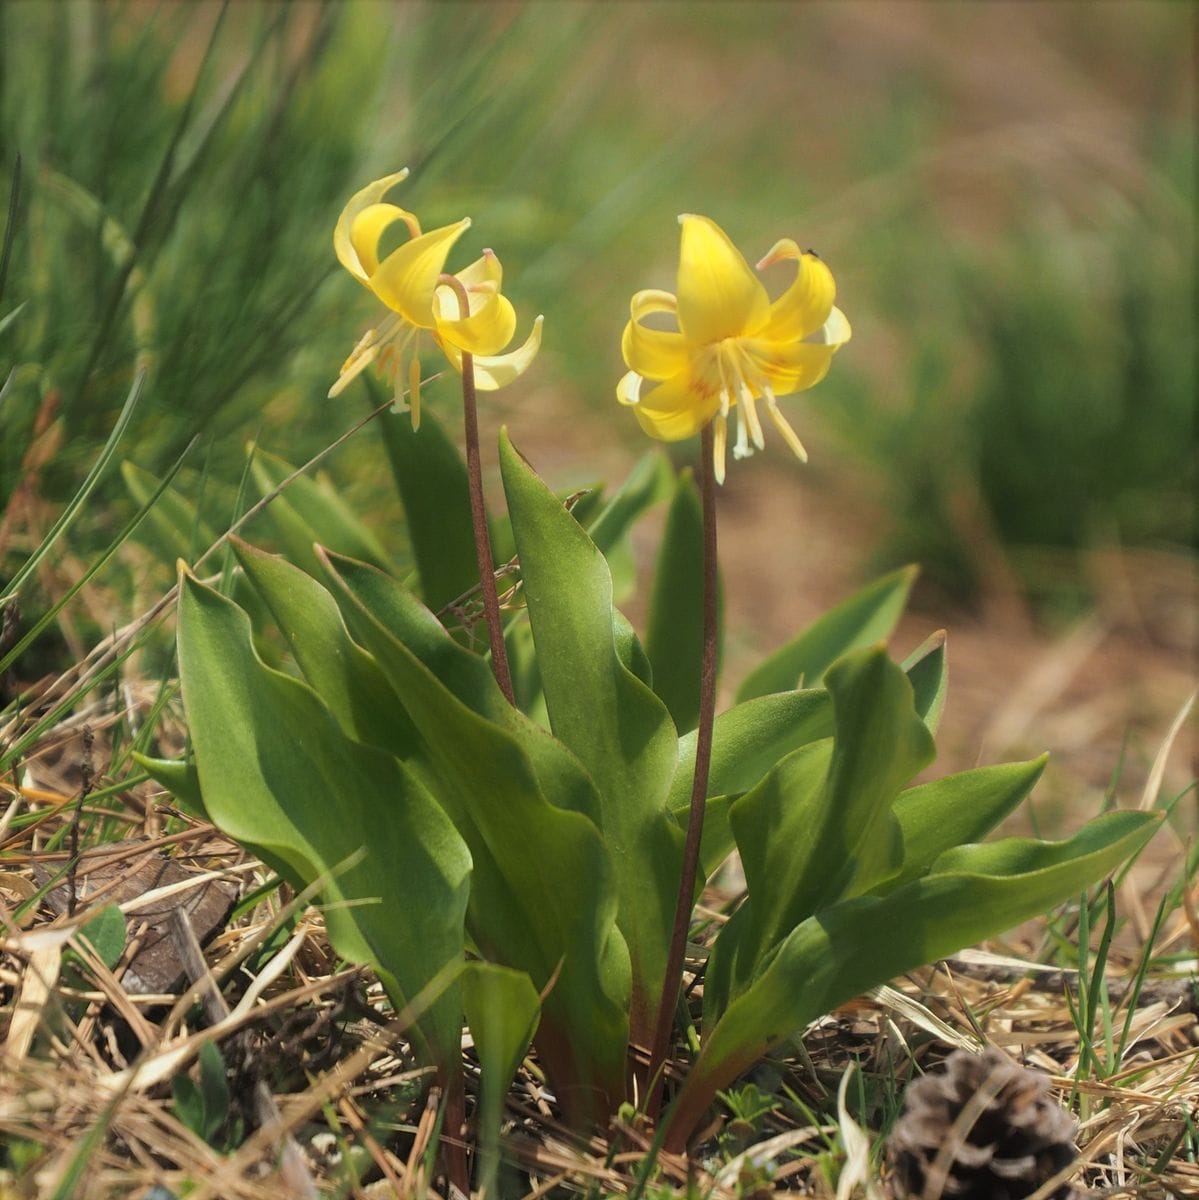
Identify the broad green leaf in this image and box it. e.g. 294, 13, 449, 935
669, 689, 833, 812
710, 649, 935, 1021
231, 538, 418, 760
462, 963, 541, 1200
666, 810, 1161, 1150
318, 549, 629, 1123
176, 570, 469, 1075
319, 551, 601, 826
902, 631, 948, 733
668, 792, 739, 881
248, 445, 391, 574
736, 566, 917, 701
880, 756, 1048, 892
375, 404, 478, 613
645, 468, 721, 734
133, 753, 207, 820
499, 430, 682, 1044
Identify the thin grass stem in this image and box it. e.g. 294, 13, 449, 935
646, 420, 718, 1122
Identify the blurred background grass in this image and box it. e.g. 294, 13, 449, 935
1, 0, 1194, 623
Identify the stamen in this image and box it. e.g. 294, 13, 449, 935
712, 412, 728, 485
409, 355, 422, 429
739, 380, 766, 451
328, 342, 379, 398
733, 402, 751, 460
765, 389, 808, 463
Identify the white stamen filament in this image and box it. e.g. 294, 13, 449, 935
733, 403, 751, 460
739, 380, 765, 451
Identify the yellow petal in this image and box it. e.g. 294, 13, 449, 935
441, 315, 544, 390
757, 240, 836, 342
741, 337, 840, 398
333, 169, 410, 282
348, 202, 420, 279
621, 289, 688, 382
436, 289, 517, 356
813, 305, 852, 347
676, 214, 770, 345
370, 218, 471, 328
632, 370, 721, 442
454, 248, 504, 291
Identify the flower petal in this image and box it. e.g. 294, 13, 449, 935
621, 288, 688, 382
811, 305, 852, 347
632, 370, 722, 442
348, 202, 420, 279
454, 248, 504, 291
440, 315, 544, 390
757, 239, 836, 342
370, 218, 471, 328
676, 214, 770, 345
436, 289, 517, 356
333, 169, 410, 282
741, 336, 840, 397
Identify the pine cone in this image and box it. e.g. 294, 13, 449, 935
885, 1047, 1080, 1199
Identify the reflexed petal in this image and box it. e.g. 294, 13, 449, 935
741, 336, 840, 397
441, 315, 544, 390
621, 319, 688, 382
632, 370, 721, 442
630, 288, 678, 321
455, 248, 504, 291
370, 218, 471, 327
333, 169, 410, 281
676, 214, 770, 345
810, 305, 852, 347
616, 370, 644, 406
349, 203, 420, 279
436, 290, 517, 356
757, 240, 836, 342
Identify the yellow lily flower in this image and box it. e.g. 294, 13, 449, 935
329, 170, 543, 426
617, 214, 850, 483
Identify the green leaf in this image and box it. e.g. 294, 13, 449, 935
462, 963, 541, 1200
902, 631, 948, 733
121, 460, 217, 564
736, 566, 917, 701
499, 430, 682, 1044
666, 810, 1161, 1150
880, 756, 1048, 892
708, 648, 935, 1022
74, 904, 126, 971
172, 1040, 230, 1146
317, 549, 629, 1123
375, 403, 478, 613
133, 753, 207, 820
584, 450, 672, 557
231, 537, 418, 760
248, 445, 391, 574
645, 467, 722, 733
669, 689, 833, 813
176, 569, 469, 1075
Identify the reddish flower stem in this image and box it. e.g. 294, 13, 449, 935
461, 349, 515, 705
646, 420, 719, 1120
438, 270, 515, 705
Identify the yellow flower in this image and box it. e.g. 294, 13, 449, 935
329, 170, 543, 426
617, 214, 850, 482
